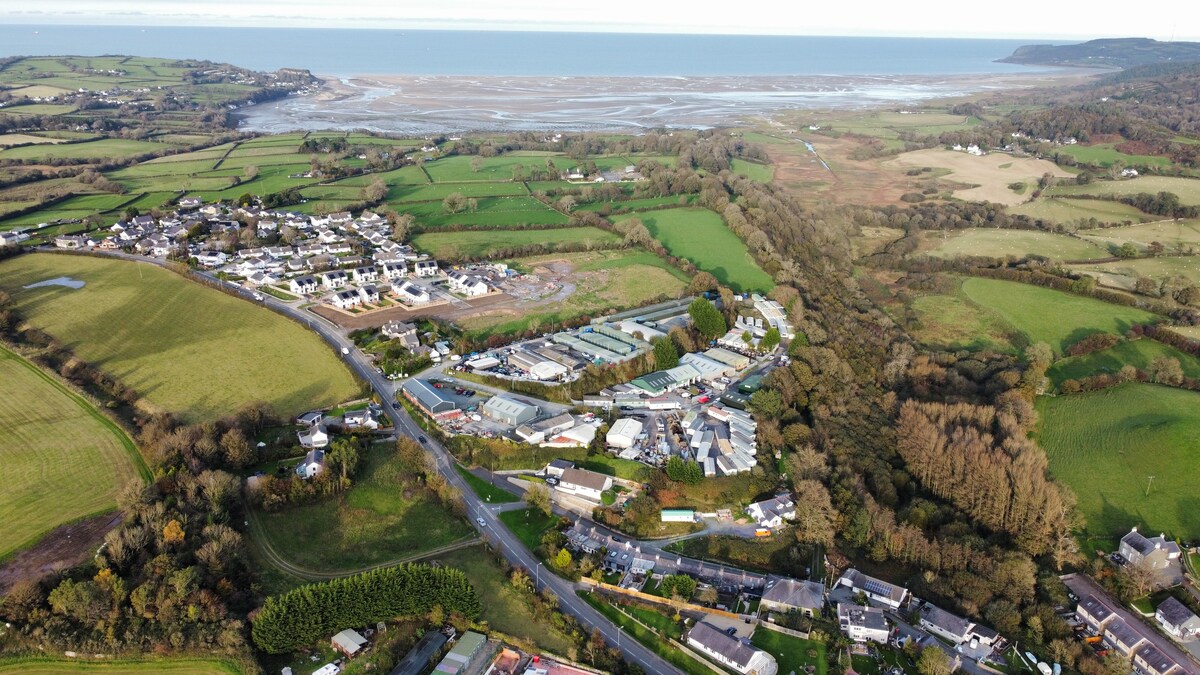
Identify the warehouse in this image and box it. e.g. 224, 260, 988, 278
402, 379, 459, 416
481, 395, 540, 426
704, 347, 751, 370
606, 418, 644, 449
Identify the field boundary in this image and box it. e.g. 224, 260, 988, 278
0, 655, 247, 674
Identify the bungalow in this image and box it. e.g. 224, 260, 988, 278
413, 260, 439, 277
343, 408, 379, 430
556, 467, 612, 502
331, 629, 368, 658
380, 261, 408, 280
298, 426, 329, 450
358, 284, 380, 305
178, 196, 203, 209
328, 211, 353, 225
759, 576, 825, 618
319, 270, 349, 289
918, 602, 974, 645
246, 271, 278, 286
324, 241, 353, 255
351, 266, 379, 284
290, 275, 319, 295
747, 494, 796, 530
131, 214, 155, 228
1119, 527, 1181, 570
359, 211, 385, 227
297, 243, 325, 257
838, 603, 889, 644
686, 622, 778, 675
54, 235, 90, 249
1156, 597, 1200, 640
296, 411, 324, 427
295, 448, 326, 477
195, 251, 227, 267
837, 569, 908, 609
332, 290, 362, 310
395, 280, 431, 305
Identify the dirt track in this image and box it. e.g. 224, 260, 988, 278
0, 512, 120, 593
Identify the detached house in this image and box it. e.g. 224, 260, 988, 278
838, 603, 889, 644
413, 260, 438, 277
555, 467, 612, 502
380, 261, 408, 280
837, 569, 908, 609
760, 576, 825, 618
332, 290, 362, 310
1120, 527, 1181, 570
351, 266, 379, 284
296, 449, 326, 478
319, 270, 349, 289
686, 622, 777, 675
290, 275, 319, 295
1156, 597, 1200, 640
358, 284, 380, 305
747, 494, 796, 530
395, 280, 430, 305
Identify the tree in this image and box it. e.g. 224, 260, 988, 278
470, 156, 483, 173
749, 388, 784, 419
163, 519, 185, 545
761, 327, 781, 352
362, 177, 387, 203
553, 547, 573, 570
1116, 243, 1138, 259
326, 438, 360, 482
1149, 356, 1184, 385
791, 479, 837, 546
689, 271, 718, 294
525, 483, 552, 516
917, 646, 952, 675
391, 212, 416, 241
443, 192, 467, 214
665, 456, 703, 484
653, 337, 679, 369
688, 298, 726, 339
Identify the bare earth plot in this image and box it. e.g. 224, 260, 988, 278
883, 148, 1073, 206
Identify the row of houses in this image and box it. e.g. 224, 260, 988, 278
1077, 592, 1196, 675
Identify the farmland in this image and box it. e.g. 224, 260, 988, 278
0, 346, 146, 558
0, 254, 359, 421
921, 228, 1109, 260
0, 659, 243, 675
883, 148, 1072, 206
1036, 384, 1200, 540
959, 277, 1157, 355
730, 158, 774, 183
411, 226, 620, 260
1070, 255, 1200, 289
0, 138, 180, 161
1008, 197, 1150, 225
1055, 143, 1172, 168
1046, 339, 1200, 387
1076, 219, 1200, 253
251, 445, 474, 572
611, 207, 773, 292
1050, 176, 1200, 206
906, 293, 1017, 353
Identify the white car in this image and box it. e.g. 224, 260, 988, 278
476, 517, 487, 528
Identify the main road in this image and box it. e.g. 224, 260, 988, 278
71, 250, 683, 674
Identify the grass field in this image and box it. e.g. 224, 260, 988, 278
455, 464, 519, 504
1070, 255, 1200, 289
0, 133, 65, 147
0, 659, 242, 674
0, 346, 146, 558
751, 627, 828, 675
960, 277, 1157, 355
425, 155, 547, 182
1050, 176, 1200, 206
253, 446, 474, 571
1036, 384, 1200, 539
411, 226, 620, 259
578, 591, 712, 675
922, 228, 1109, 260
0, 138, 174, 161
0, 254, 359, 421
884, 148, 1073, 206
1046, 339, 1200, 387
1077, 220, 1200, 252
730, 158, 775, 183
907, 293, 1017, 352
499, 508, 559, 552
611, 207, 773, 292
431, 545, 575, 653
1008, 197, 1150, 225
1056, 143, 1172, 168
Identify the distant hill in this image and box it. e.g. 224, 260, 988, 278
999, 38, 1200, 69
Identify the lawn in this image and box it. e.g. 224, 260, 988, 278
577, 455, 651, 481
0, 254, 360, 421
499, 508, 559, 551
0, 346, 147, 558
1050, 176, 1200, 206
578, 591, 713, 675
411, 226, 620, 260
431, 546, 575, 654
1036, 383, 1200, 539
252, 446, 475, 571
456, 464, 520, 504
611, 207, 773, 292
751, 627, 829, 675
1046, 338, 1200, 387
960, 277, 1158, 355
922, 229, 1109, 261
0, 659, 243, 674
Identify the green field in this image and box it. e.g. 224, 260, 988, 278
425, 155, 548, 182
411, 226, 620, 259
578, 592, 712, 675
1056, 143, 1172, 168
0, 254, 360, 421
455, 464, 519, 504
401, 196, 570, 229
1050, 176, 1200, 206
730, 159, 775, 183
751, 627, 828, 675
1070, 255, 1200, 289
388, 181, 529, 202
0, 659, 242, 675
0, 138, 176, 161
0, 346, 146, 558
1046, 339, 1200, 387
906, 292, 1017, 352
923, 228, 1109, 260
499, 508, 559, 552
960, 277, 1157, 355
1009, 197, 1150, 225
1036, 384, 1200, 539
611, 207, 773, 292
1077, 219, 1200, 252
253, 446, 475, 571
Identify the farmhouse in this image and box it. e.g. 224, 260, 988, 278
331, 628, 369, 658
556, 467, 613, 502
481, 395, 540, 426
1119, 527, 1181, 570
1156, 597, 1200, 640
402, 379, 459, 417
414, 260, 439, 277
395, 280, 431, 305
382, 320, 420, 350
747, 494, 795, 530
686, 622, 777, 675
838, 603, 889, 644
837, 569, 908, 609
290, 275, 319, 295
295, 449, 325, 478
759, 576, 825, 617
331, 290, 362, 310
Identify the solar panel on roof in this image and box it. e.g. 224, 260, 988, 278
863, 579, 892, 597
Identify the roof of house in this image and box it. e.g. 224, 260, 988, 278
548, 459, 574, 470
838, 603, 889, 631
1135, 643, 1179, 675
920, 603, 973, 638
1104, 617, 1145, 648
1123, 528, 1160, 556
839, 569, 907, 604
1079, 595, 1114, 624
1157, 596, 1199, 627
687, 622, 762, 669
304, 449, 325, 466
559, 467, 611, 492
761, 576, 825, 610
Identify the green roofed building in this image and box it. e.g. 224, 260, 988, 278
432, 631, 487, 674
631, 370, 676, 396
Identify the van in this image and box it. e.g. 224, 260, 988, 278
754, 528, 771, 537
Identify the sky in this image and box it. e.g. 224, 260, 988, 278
3, 0, 1198, 41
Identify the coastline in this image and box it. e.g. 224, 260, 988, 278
235, 69, 1095, 134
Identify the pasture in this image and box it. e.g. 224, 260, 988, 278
401, 196, 569, 229
411, 226, 619, 260
730, 159, 774, 183
1069, 255, 1200, 289
252, 445, 474, 571
0, 138, 176, 161
1050, 176, 1200, 206
1077, 219, 1200, 252
611, 207, 773, 292
1036, 384, 1200, 540
0, 346, 146, 558
1008, 197, 1150, 225
884, 149, 1073, 206
425, 155, 546, 182
921, 228, 1109, 261
0, 659, 242, 675
906, 293, 1016, 353
0, 254, 360, 421
0, 133, 65, 147
960, 277, 1157, 355
1046, 338, 1200, 387
1056, 143, 1171, 168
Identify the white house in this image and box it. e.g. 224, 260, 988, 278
319, 270, 349, 289
195, 251, 228, 267
396, 280, 430, 305
747, 494, 796, 530
918, 602, 974, 645
351, 266, 379, 284
686, 622, 778, 675
332, 290, 362, 310
413, 260, 439, 277
1119, 527, 1181, 570
556, 467, 612, 502
295, 448, 325, 477
380, 261, 408, 280
0, 231, 31, 246
838, 603, 889, 644
837, 569, 908, 609
290, 275, 319, 295
1156, 597, 1200, 640
358, 285, 380, 305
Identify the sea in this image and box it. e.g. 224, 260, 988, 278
0, 25, 1063, 132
